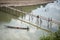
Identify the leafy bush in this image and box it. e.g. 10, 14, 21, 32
40, 26, 60, 40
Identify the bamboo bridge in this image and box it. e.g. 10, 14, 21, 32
0, 6, 60, 33
5, 6, 60, 25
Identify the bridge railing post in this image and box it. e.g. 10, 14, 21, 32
36, 15, 39, 25
29, 14, 31, 21
39, 16, 42, 27
47, 18, 52, 29
30, 14, 33, 22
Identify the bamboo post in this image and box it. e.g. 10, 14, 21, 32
32, 15, 33, 22
39, 16, 42, 27
30, 14, 33, 22
22, 14, 24, 19
47, 18, 52, 29
29, 15, 30, 21
36, 15, 39, 25
23, 14, 26, 20
49, 18, 52, 29
47, 18, 50, 29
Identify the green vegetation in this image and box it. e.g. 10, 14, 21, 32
11, 5, 40, 12
40, 26, 60, 40
11, 4, 46, 13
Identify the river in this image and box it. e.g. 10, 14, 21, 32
0, 0, 60, 40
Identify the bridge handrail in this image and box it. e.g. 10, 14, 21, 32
5, 6, 60, 25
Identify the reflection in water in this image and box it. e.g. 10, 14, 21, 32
0, 17, 48, 40
0, 5, 48, 40
0, 7, 26, 18
0, 11, 11, 22
0, 0, 60, 40
31, 0, 60, 32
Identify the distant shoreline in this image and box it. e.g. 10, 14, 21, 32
0, 0, 54, 6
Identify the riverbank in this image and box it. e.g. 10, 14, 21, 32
0, 0, 55, 6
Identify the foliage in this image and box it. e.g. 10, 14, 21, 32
40, 26, 60, 40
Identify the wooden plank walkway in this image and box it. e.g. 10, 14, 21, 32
5, 6, 60, 25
